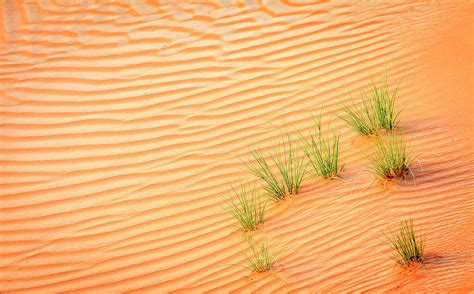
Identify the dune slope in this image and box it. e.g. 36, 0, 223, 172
1, 1, 473, 292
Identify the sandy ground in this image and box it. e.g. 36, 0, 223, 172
1, 1, 473, 292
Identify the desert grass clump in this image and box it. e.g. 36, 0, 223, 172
387, 219, 424, 267
242, 236, 280, 272
303, 117, 342, 179
339, 74, 401, 135
245, 136, 307, 201
222, 184, 267, 231
367, 132, 415, 180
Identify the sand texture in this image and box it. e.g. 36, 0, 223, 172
1, 1, 473, 292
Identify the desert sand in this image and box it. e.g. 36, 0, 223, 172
1, 1, 473, 292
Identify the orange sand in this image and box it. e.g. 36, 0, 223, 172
1, 1, 473, 292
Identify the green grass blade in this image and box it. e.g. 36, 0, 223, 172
241, 236, 279, 272
244, 135, 308, 201
222, 184, 268, 231
340, 73, 401, 135
387, 218, 424, 267
367, 132, 414, 180
303, 115, 342, 179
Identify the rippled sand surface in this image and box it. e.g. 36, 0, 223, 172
1, 1, 473, 292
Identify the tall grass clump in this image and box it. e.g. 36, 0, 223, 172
222, 184, 267, 231
339, 74, 401, 135
367, 132, 415, 180
303, 116, 342, 179
242, 236, 280, 272
387, 219, 424, 267
245, 136, 307, 201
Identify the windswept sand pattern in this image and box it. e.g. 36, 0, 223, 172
1, 1, 473, 292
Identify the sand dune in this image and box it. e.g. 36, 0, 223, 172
1, 1, 473, 292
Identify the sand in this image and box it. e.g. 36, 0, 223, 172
1, 1, 473, 292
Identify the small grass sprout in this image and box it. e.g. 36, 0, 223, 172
387, 218, 425, 267
245, 135, 307, 201
303, 115, 343, 179
222, 184, 267, 231
242, 236, 280, 272
340, 73, 401, 135
367, 132, 415, 180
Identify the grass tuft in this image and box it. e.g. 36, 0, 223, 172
367, 132, 415, 180
339, 74, 401, 135
222, 184, 267, 231
245, 135, 307, 201
387, 219, 424, 267
303, 116, 343, 178
242, 236, 280, 272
